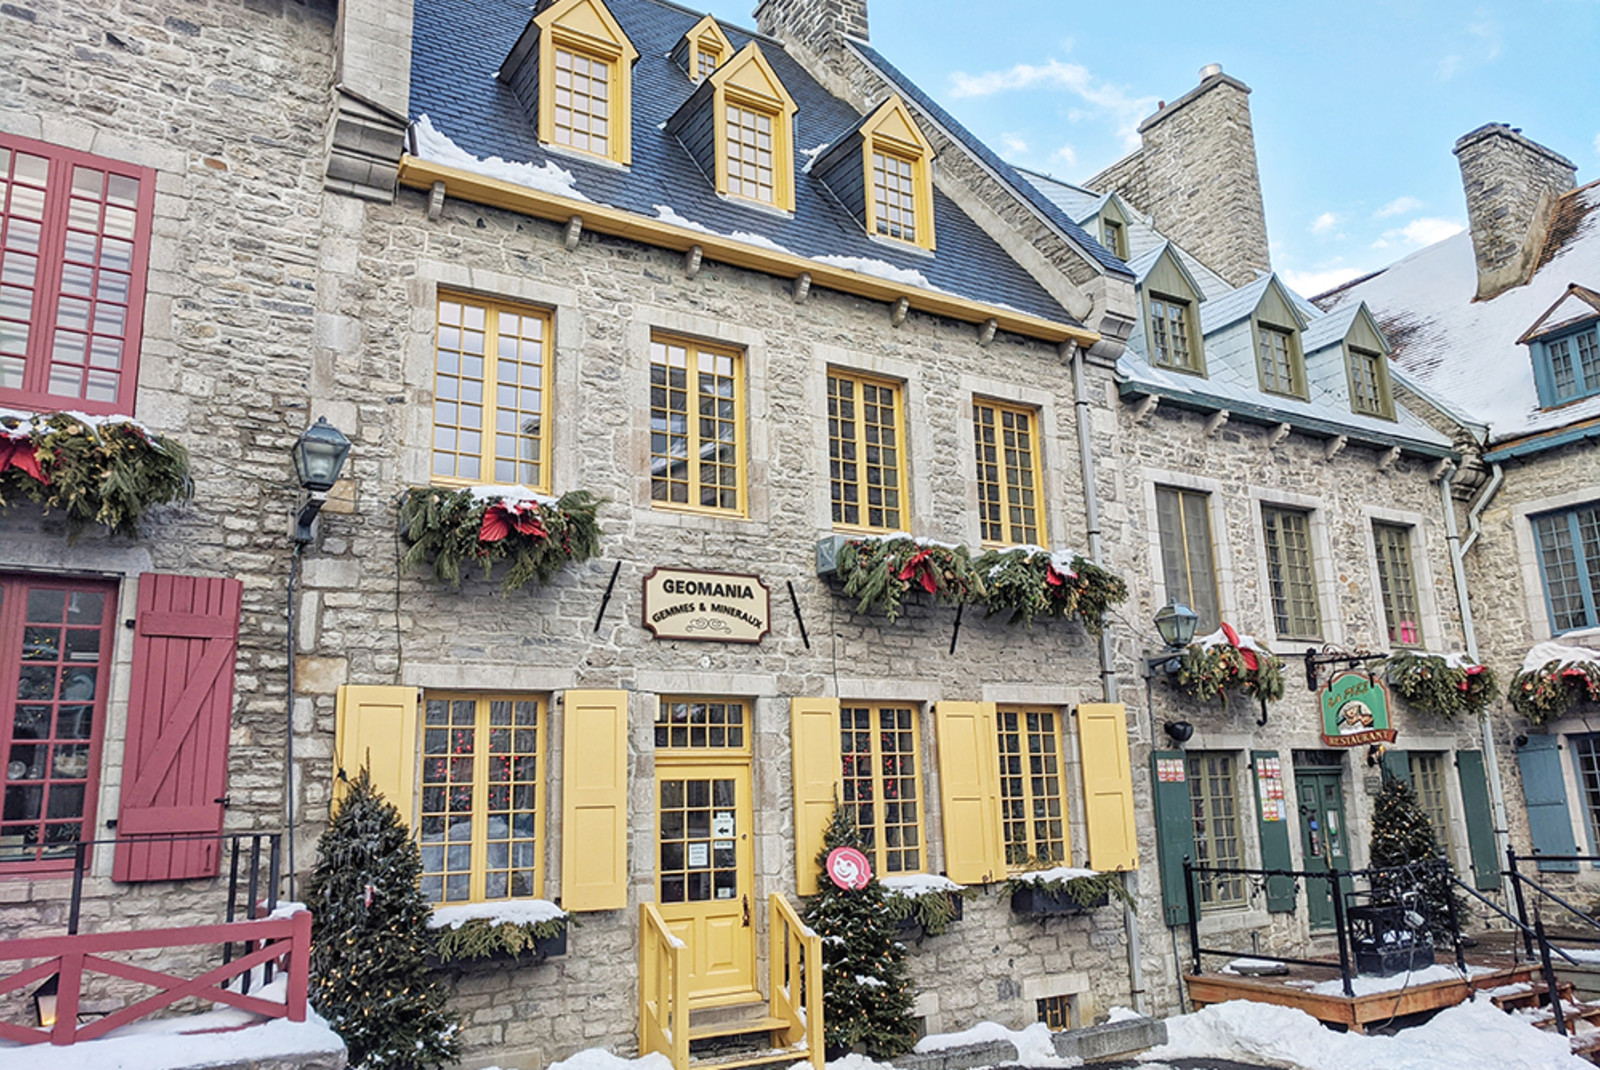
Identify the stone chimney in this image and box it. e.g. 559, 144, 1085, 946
754, 0, 868, 88
1453, 123, 1577, 300
1086, 64, 1270, 289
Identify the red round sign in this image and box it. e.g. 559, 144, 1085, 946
826, 846, 872, 890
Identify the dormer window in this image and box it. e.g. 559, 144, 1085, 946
1138, 245, 1205, 376
725, 101, 777, 204
553, 46, 612, 157
872, 148, 917, 242
1541, 323, 1600, 403
697, 47, 721, 81
1519, 285, 1600, 408
1257, 324, 1300, 396
500, 0, 638, 166
1347, 345, 1391, 418
813, 95, 935, 251
1101, 218, 1126, 259
1150, 294, 1197, 372
674, 15, 733, 84
667, 43, 796, 211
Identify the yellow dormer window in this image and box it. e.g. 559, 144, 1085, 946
533, 0, 637, 166
708, 44, 796, 211
860, 95, 935, 251
697, 47, 720, 80
680, 15, 733, 83
725, 102, 776, 203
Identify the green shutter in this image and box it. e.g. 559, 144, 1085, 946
1455, 750, 1502, 891
1151, 750, 1198, 926
1517, 735, 1579, 873
1380, 748, 1412, 790
1250, 750, 1296, 913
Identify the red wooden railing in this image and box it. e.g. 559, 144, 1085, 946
0, 908, 310, 1046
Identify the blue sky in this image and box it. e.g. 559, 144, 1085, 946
700, 0, 1600, 296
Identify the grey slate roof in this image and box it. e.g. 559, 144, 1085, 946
408, 0, 1087, 326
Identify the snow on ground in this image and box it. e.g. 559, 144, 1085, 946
1143, 997, 1590, 1070
1558, 947, 1600, 963
547, 1049, 675, 1070
429, 897, 567, 930
914, 1020, 1073, 1067
412, 114, 590, 202
1305, 962, 1486, 996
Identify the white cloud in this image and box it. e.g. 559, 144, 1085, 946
1375, 196, 1423, 219
1282, 267, 1366, 298
1468, 14, 1502, 61
1050, 144, 1078, 168
948, 58, 1157, 149
1309, 212, 1339, 236
1436, 54, 1461, 80
1373, 217, 1466, 249
999, 133, 1030, 156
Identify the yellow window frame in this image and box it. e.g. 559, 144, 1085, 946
996, 706, 1071, 868
708, 44, 796, 211
418, 692, 547, 905
534, 0, 637, 166
431, 294, 554, 491
828, 369, 908, 534
839, 702, 925, 876
859, 95, 935, 251
973, 397, 1047, 548
648, 333, 747, 517
653, 696, 753, 757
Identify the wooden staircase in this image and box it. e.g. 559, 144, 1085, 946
1484, 975, 1600, 1063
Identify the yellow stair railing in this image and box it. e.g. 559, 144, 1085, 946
639, 902, 689, 1070
770, 892, 824, 1070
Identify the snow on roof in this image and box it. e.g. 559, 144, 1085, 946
1321, 182, 1600, 443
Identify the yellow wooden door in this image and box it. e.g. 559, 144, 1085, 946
656, 762, 757, 1002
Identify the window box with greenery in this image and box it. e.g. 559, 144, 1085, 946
1508, 642, 1600, 724
399, 486, 601, 593
1385, 652, 1497, 720
427, 900, 570, 968
880, 874, 970, 939
825, 535, 985, 622
976, 546, 1127, 631
1006, 867, 1130, 917
1175, 625, 1287, 707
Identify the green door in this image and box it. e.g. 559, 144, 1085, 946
1295, 766, 1351, 931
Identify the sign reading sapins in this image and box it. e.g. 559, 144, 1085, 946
1319, 671, 1397, 747
642, 568, 771, 644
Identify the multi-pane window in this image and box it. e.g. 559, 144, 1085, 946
0, 578, 115, 868
0, 135, 151, 415
658, 774, 738, 904
872, 150, 917, 243
419, 694, 543, 903
828, 372, 905, 531
695, 48, 720, 81
432, 296, 551, 487
1373, 523, 1422, 646
973, 400, 1045, 546
1348, 346, 1389, 417
1542, 327, 1600, 405
840, 704, 922, 875
649, 335, 743, 513
1532, 503, 1600, 633
1149, 295, 1197, 372
725, 102, 775, 204
1100, 218, 1125, 259
552, 47, 611, 156
1188, 752, 1244, 910
997, 708, 1067, 866
1408, 752, 1452, 855
1256, 324, 1301, 396
1155, 486, 1220, 633
1036, 995, 1075, 1031
1262, 505, 1321, 639
654, 698, 747, 751
1573, 735, 1600, 855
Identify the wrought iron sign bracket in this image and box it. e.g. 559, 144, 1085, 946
1303, 646, 1387, 693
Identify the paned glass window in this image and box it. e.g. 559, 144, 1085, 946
1373, 523, 1422, 646
1155, 486, 1220, 633
829, 372, 904, 531
552, 47, 611, 156
1149, 295, 1196, 372
1573, 735, 1600, 855
0, 135, 151, 414
725, 102, 775, 204
1188, 752, 1244, 910
1100, 218, 1125, 259
840, 704, 922, 875
1036, 995, 1074, 1031
1256, 324, 1300, 396
1262, 505, 1321, 639
1542, 326, 1600, 404
649, 335, 743, 513
1532, 503, 1600, 633
0, 578, 114, 868
1348, 347, 1389, 417
432, 296, 551, 487
997, 708, 1066, 866
1408, 752, 1452, 854
658, 774, 738, 903
654, 698, 747, 751
419, 694, 542, 903
696, 48, 720, 80
973, 400, 1045, 546
872, 150, 917, 243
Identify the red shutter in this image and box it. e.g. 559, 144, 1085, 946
114, 573, 243, 882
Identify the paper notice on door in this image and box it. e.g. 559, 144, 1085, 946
688, 842, 709, 868
713, 812, 735, 838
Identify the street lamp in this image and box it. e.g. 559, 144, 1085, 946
1144, 601, 1199, 676
290, 417, 352, 543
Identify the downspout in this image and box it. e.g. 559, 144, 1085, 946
1070, 341, 1147, 1014
1440, 465, 1512, 904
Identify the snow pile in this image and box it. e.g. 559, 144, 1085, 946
1009, 866, 1100, 885
1145, 997, 1590, 1070
1220, 957, 1288, 974
651, 206, 794, 254
1306, 962, 1474, 996
915, 1019, 1071, 1067
428, 897, 567, 930
0, 407, 159, 440
1521, 640, 1600, 674
467, 484, 560, 508
413, 114, 590, 202
880, 874, 964, 898
1195, 627, 1274, 657
548, 1049, 675, 1070
1443, 651, 1486, 669
1558, 947, 1600, 964
981, 544, 1083, 581
814, 255, 932, 290
1105, 1005, 1143, 1023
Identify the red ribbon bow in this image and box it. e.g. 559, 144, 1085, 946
1220, 622, 1259, 671
478, 499, 549, 543
0, 437, 48, 484
896, 549, 939, 594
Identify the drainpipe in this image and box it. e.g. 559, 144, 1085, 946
1440, 465, 1512, 905
1069, 341, 1147, 1015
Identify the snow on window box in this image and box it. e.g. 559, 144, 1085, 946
427, 899, 570, 965
1004, 867, 1131, 916
880, 874, 970, 936
1175, 626, 1287, 708
1384, 651, 1497, 719
1508, 640, 1600, 724
975, 545, 1128, 632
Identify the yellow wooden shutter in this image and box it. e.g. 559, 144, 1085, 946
334, 685, 420, 825
791, 697, 840, 895
561, 689, 630, 911
1077, 702, 1138, 871
934, 701, 1004, 884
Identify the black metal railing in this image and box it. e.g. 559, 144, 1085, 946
1501, 848, 1600, 1037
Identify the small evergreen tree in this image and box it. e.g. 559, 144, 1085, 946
1369, 771, 1458, 945
800, 802, 918, 1059
305, 767, 459, 1069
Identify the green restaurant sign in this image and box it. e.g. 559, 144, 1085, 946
1319, 671, 1397, 748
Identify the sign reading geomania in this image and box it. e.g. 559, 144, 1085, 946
641, 567, 771, 644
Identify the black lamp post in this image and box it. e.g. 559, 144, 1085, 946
290, 416, 352, 543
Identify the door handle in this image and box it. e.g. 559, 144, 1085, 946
742, 894, 750, 928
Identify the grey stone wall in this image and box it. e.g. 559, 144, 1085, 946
1453, 124, 1576, 300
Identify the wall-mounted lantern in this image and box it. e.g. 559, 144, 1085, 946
290, 416, 352, 544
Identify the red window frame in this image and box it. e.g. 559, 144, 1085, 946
0, 575, 118, 874
0, 132, 155, 416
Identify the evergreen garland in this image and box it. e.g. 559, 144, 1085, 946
431, 914, 568, 963
800, 804, 919, 1059
1385, 653, 1498, 720
880, 885, 971, 936
1001, 869, 1132, 909
1369, 772, 1459, 947
1508, 657, 1600, 724
305, 767, 460, 1069
399, 487, 601, 593
974, 547, 1128, 632
0, 412, 191, 538
1175, 639, 1286, 708
835, 537, 984, 622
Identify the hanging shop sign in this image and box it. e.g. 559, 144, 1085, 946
1319, 671, 1397, 748
826, 846, 872, 891
642, 567, 771, 644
